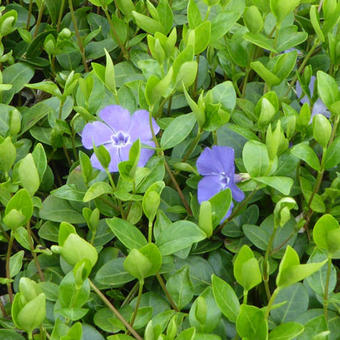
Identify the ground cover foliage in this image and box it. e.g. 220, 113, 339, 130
1, 0, 340, 338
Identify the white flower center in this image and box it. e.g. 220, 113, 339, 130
111, 131, 130, 147
220, 172, 230, 189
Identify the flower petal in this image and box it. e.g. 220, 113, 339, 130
81, 121, 113, 149
196, 146, 225, 175
197, 175, 223, 203
295, 80, 310, 105
215, 146, 235, 174
128, 110, 160, 141
221, 201, 234, 223
312, 99, 330, 118
229, 183, 245, 202
99, 105, 132, 133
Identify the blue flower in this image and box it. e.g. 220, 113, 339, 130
196, 146, 244, 220
296, 76, 330, 120
81, 105, 160, 172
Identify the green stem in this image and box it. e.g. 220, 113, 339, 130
285, 39, 319, 97
263, 224, 279, 301
156, 273, 179, 312
102, 7, 129, 60
89, 279, 143, 340
243, 290, 248, 305
26, 222, 45, 282
57, 0, 65, 32
6, 232, 14, 303
148, 111, 192, 216
323, 257, 332, 322
182, 130, 202, 162
33, 1, 45, 38
265, 287, 280, 319
26, 0, 33, 29
68, 0, 89, 72
130, 280, 143, 327
105, 169, 126, 219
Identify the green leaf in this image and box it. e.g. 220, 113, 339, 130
242, 224, 269, 250
2, 63, 34, 104
211, 10, 243, 43
269, 322, 304, 340
187, 0, 202, 28
132, 11, 164, 34
270, 283, 309, 324
106, 217, 147, 250
244, 33, 277, 53
95, 258, 134, 287
291, 143, 321, 171
236, 305, 267, 340
193, 21, 211, 54
310, 5, 325, 42
83, 182, 113, 202
40, 196, 85, 224
211, 274, 240, 323
276, 246, 327, 288
313, 214, 340, 255
317, 71, 339, 109
210, 81, 236, 112
160, 113, 196, 150
270, 0, 300, 24
242, 140, 270, 177
32, 143, 47, 182
234, 245, 262, 291
156, 220, 206, 255
166, 266, 194, 310
254, 176, 293, 195
5, 189, 33, 224
325, 136, 340, 169
10, 250, 24, 278
250, 60, 281, 86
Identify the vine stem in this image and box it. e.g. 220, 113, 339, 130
265, 287, 280, 319
303, 115, 340, 233
182, 130, 202, 162
57, 0, 66, 32
68, 0, 89, 72
323, 257, 332, 322
102, 7, 129, 60
88, 279, 143, 340
6, 233, 14, 303
156, 273, 179, 312
26, 222, 45, 282
130, 280, 143, 327
284, 39, 319, 97
33, 0, 45, 38
26, 0, 33, 29
148, 111, 192, 216
263, 224, 279, 301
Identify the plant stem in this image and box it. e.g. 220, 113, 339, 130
265, 287, 280, 319
263, 224, 279, 301
182, 130, 202, 162
323, 257, 332, 322
6, 232, 14, 303
33, 1, 45, 38
26, 222, 45, 281
57, 0, 66, 32
156, 273, 179, 312
68, 0, 89, 72
89, 279, 142, 340
148, 111, 192, 216
243, 290, 248, 305
130, 280, 143, 327
105, 169, 126, 219
26, 0, 33, 29
102, 7, 129, 60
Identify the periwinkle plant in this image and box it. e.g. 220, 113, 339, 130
1, 0, 340, 339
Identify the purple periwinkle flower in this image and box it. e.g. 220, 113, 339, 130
196, 146, 245, 220
296, 76, 330, 120
81, 105, 160, 172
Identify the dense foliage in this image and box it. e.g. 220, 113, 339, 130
1, 0, 340, 339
